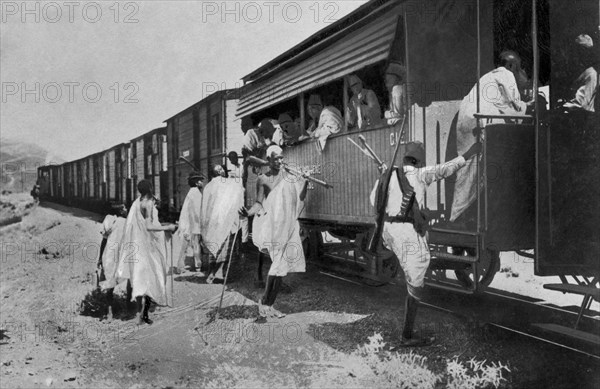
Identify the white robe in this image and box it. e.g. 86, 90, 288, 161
116, 198, 170, 305
200, 177, 245, 263
99, 215, 127, 291
178, 187, 202, 236
172, 187, 203, 267
451, 67, 527, 221
252, 179, 306, 276
309, 106, 343, 152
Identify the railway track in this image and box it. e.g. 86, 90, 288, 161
420, 285, 600, 361
319, 269, 600, 359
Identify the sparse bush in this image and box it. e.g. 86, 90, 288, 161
351, 333, 441, 388
446, 357, 510, 389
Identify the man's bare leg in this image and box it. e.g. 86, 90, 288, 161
261, 276, 285, 318
142, 296, 152, 325
136, 296, 144, 325
105, 288, 114, 321
126, 281, 133, 306
255, 252, 265, 288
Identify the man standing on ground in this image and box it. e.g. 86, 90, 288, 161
240, 145, 309, 320
370, 141, 481, 346
176, 171, 205, 273
117, 180, 177, 325
201, 164, 245, 284
98, 204, 131, 320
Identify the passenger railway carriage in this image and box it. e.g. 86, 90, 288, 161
236, 0, 599, 340
37, 0, 599, 343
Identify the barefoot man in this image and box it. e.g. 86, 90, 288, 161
117, 180, 178, 325
240, 145, 309, 319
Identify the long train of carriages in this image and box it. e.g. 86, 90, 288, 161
38, 0, 599, 346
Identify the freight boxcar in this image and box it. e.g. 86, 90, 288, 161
129, 127, 168, 210
165, 90, 243, 213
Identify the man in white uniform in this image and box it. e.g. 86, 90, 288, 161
371, 141, 481, 346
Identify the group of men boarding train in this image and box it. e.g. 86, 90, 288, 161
93, 34, 597, 346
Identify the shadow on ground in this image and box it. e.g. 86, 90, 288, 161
78, 288, 138, 321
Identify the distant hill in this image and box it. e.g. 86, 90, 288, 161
1, 138, 65, 193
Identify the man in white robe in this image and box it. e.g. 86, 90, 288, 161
241, 146, 309, 319
346, 74, 382, 130
305, 94, 344, 152
98, 205, 130, 320
117, 180, 177, 324
450, 51, 529, 222
175, 171, 205, 273
201, 165, 245, 283
384, 62, 407, 126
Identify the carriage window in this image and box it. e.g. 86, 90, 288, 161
161, 135, 168, 171
303, 80, 344, 132
146, 155, 152, 176
209, 113, 222, 152
127, 147, 132, 179
103, 155, 107, 183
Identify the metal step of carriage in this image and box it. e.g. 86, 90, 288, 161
427, 227, 483, 294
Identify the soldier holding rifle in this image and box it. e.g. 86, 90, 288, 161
358, 132, 481, 347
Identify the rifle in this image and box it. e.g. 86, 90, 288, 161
247, 157, 333, 189
367, 116, 407, 253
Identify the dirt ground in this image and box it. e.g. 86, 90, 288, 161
1, 195, 599, 388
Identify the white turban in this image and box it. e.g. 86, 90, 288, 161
266, 145, 283, 159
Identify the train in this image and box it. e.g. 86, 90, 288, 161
38, 127, 167, 215
38, 0, 599, 343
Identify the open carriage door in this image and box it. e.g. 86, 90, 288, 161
536, 0, 600, 276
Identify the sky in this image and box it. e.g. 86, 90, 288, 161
1, 0, 368, 161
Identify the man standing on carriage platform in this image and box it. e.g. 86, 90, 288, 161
370, 141, 481, 347
240, 145, 309, 320
450, 50, 530, 222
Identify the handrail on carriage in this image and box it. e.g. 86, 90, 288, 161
474, 113, 534, 122
429, 227, 480, 237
